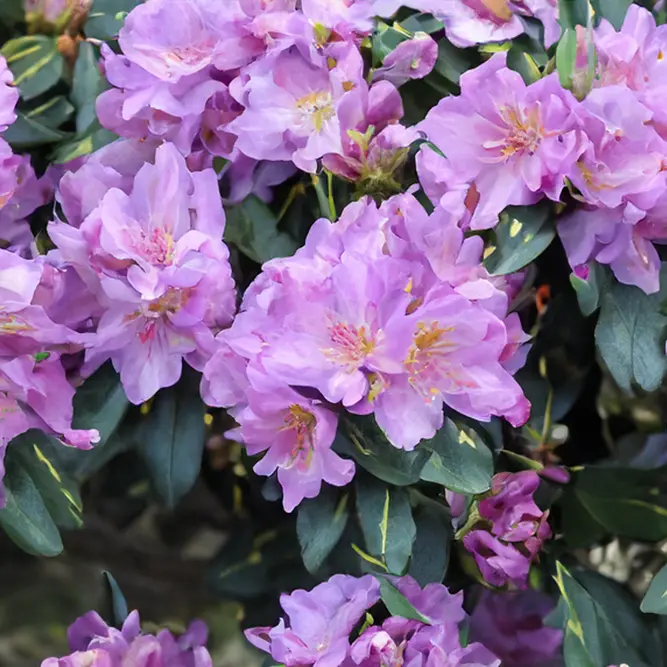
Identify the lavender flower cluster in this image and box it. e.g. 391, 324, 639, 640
245, 573, 562, 667
42, 609, 212, 667
1, 3, 665, 663
420, 5, 667, 294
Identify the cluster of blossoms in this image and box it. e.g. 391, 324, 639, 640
246, 573, 563, 667
202, 192, 531, 511
93, 0, 558, 199
455, 471, 552, 588
94, 0, 443, 197
42, 609, 212, 666
48, 140, 237, 404
0, 54, 100, 501
419, 5, 667, 294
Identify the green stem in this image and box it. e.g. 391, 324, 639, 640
311, 174, 332, 221
326, 170, 337, 221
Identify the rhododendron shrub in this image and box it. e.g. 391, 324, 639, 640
1, 1, 667, 666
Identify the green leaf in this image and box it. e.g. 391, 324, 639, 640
432, 37, 482, 85
556, 28, 578, 90
419, 418, 494, 495
377, 577, 431, 624
8, 432, 83, 531
4, 111, 67, 148
558, 0, 591, 28
590, 0, 633, 29
71, 41, 105, 134
555, 562, 656, 667
51, 121, 117, 163
642, 564, 667, 615
138, 370, 206, 508
356, 476, 416, 575
0, 444, 63, 557
1, 35, 64, 101
85, 0, 140, 40
26, 95, 75, 129
337, 414, 430, 487
102, 571, 129, 627
565, 466, 667, 542
569, 262, 609, 316
73, 363, 129, 447
399, 13, 444, 34
408, 498, 452, 586
224, 195, 298, 264
297, 487, 350, 574
507, 45, 542, 85
596, 269, 667, 392
484, 203, 555, 275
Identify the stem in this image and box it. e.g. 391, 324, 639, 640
311, 174, 332, 221
326, 170, 337, 221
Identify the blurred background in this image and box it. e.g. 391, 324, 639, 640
0, 455, 262, 667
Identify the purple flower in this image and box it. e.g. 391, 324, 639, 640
118, 0, 261, 82
462, 473, 551, 589
419, 53, 585, 229
49, 142, 236, 404
348, 577, 498, 667
300, 0, 375, 37
593, 6, 667, 137
373, 32, 438, 87
0, 155, 54, 257
245, 574, 380, 666
42, 610, 212, 667
469, 589, 564, 667
0, 55, 18, 133
558, 205, 662, 294
228, 44, 364, 172
463, 530, 532, 589
322, 79, 418, 188
479, 471, 548, 542
227, 382, 354, 512
569, 86, 667, 212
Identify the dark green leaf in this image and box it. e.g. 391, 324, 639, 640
507, 45, 542, 85
72, 41, 105, 134
558, 0, 591, 28
555, 562, 656, 667
399, 13, 444, 34
51, 121, 117, 163
419, 418, 494, 494
377, 577, 431, 624
85, 0, 140, 40
4, 111, 67, 148
337, 415, 430, 487
356, 476, 416, 575
26, 95, 75, 129
590, 0, 633, 29
596, 269, 667, 392
297, 487, 350, 574
372, 22, 408, 64
138, 371, 206, 508
408, 498, 452, 586
224, 195, 299, 264
1, 35, 64, 101
0, 446, 63, 557
432, 37, 481, 86
102, 571, 129, 627
484, 203, 555, 276
73, 363, 129, 447
570, 262, 609, 316
566, 466, 667, 542
8, 432, 83, 531
642, 564, 667, 615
